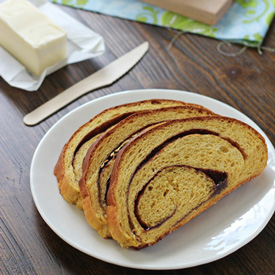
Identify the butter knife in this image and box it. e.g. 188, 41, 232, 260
24, 41, 149, 126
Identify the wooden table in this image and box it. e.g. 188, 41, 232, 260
1, 4, 274, 274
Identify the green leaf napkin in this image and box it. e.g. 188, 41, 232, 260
51, 0, 275, 48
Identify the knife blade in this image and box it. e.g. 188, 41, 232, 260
24, 41, 149, 126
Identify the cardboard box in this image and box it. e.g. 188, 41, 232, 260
141, 0, 233, 25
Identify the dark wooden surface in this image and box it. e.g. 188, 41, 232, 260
1, 4, 274, 275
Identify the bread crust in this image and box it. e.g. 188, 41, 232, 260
54, 100, 268, 249
106, 116, 268, 248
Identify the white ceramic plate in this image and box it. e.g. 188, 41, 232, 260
30, 89, 275, 270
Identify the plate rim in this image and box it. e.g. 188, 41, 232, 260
30, 89, 275, 270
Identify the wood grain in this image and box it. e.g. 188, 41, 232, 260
0, 4, 274, 274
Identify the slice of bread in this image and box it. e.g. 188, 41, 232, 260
79, 105, 216, 238
54, 99, 192, 209
106, 116, 268, 248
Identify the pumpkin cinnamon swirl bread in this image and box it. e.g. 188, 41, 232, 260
54, 99, 194, 209
79, 105, 216, 238
106, 116, 268, 248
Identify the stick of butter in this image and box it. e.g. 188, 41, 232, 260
0, 0, 67, 76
